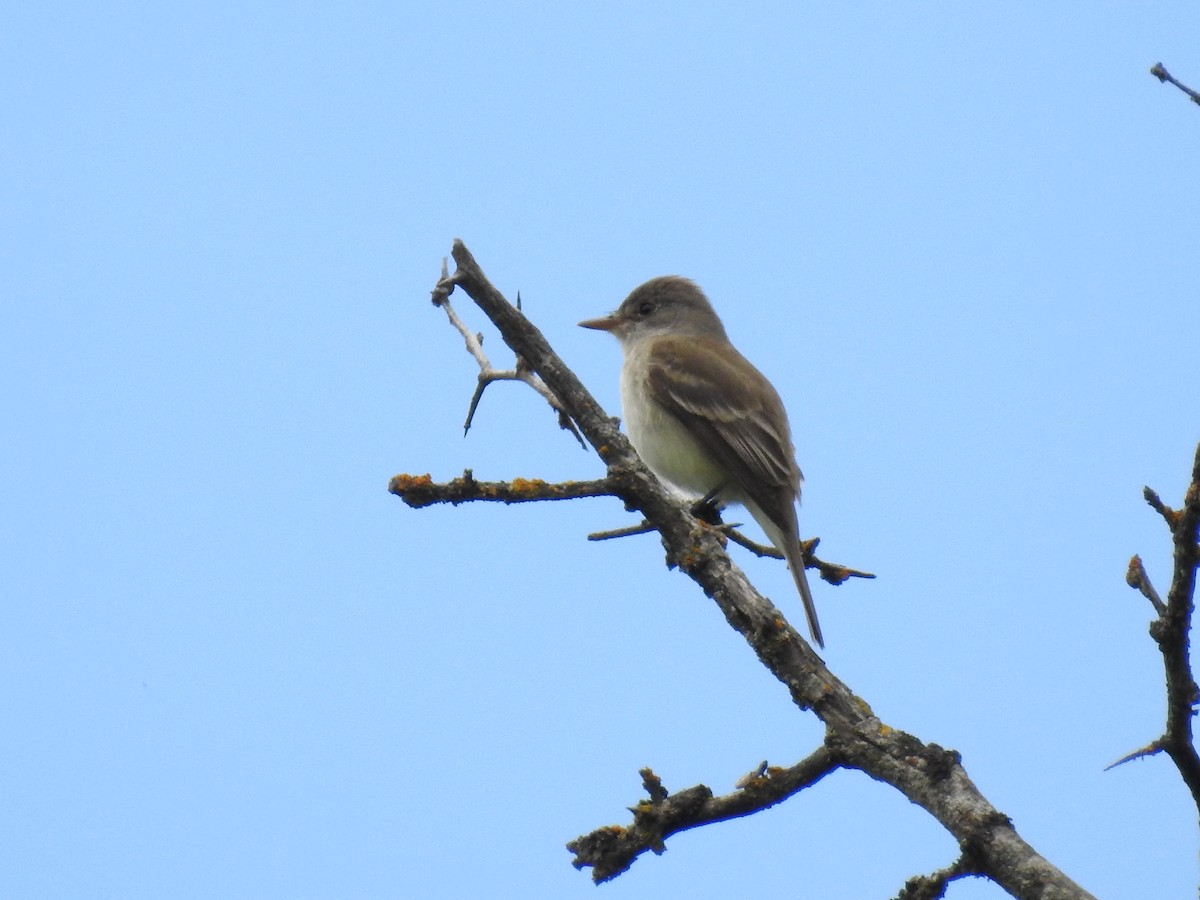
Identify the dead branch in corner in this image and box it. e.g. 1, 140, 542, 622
1113, 443, 1200, 812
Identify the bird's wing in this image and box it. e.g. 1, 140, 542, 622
644, 335, 802, 512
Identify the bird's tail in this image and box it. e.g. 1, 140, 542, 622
784, 540, 824, 649
748, 502, 825, 648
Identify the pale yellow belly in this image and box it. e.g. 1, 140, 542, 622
620, 370, 728, 498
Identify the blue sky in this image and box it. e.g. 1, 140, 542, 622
4, 3, 1199, 898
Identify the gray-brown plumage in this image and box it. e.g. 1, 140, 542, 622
580, 277, 823, 648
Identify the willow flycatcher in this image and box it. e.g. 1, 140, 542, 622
580, 276, 824, 647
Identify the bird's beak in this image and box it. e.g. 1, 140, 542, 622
578, 312, 621, 332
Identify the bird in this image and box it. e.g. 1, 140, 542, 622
580, 276, 824, 647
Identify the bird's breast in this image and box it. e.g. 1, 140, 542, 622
620, 362, 728, 497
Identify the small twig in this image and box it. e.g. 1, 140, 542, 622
430, 256, 457, 305
725, 531, 877, 585
431, 261, 585, 447
639, 768, 669, 804
568, 747, 840, 883
399, 471, 876, 583
591, 497, 876, 584
1144, 486, 1177, 527
724, 527, 781, 558
389, 470, 614, 508
1104, 740, 1163, 772
895, 853, 983, 900
731, 532, 876, 585
1121, 442, 1200, 815
1150, 62, 1200, 107
588, 522, 656, 541
680, 495, 878, 582
1126, 555, 1167, 616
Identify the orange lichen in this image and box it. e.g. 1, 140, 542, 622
391, 473, 433, 491
510, 477, 547, 494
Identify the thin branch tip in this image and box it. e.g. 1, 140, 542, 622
569, 749, 837, 884
1126, 555, 1167, 615
429, 261, 585, 445
389, 472, 617, 507
1105, 741, 1163, 771
1122, 438, 1200, 811
1149, 62, 1200, 106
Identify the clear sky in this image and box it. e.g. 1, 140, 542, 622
4, 3, 1199, 898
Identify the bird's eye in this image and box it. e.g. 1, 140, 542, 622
637, 301, 655, 317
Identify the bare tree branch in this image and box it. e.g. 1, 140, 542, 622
395, 240, 1097, 898
1150, 62, 1200, 107
1121, 443, 1200, 805
721, 529, 877, 586
895, 852, 984, 900
567, 748, 838, 882
388, 469, 874, 585
430, 256, 586, 447
388, 470, 614, 507
1125, 554, 1167, 616
1104, 739, 1163, 772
